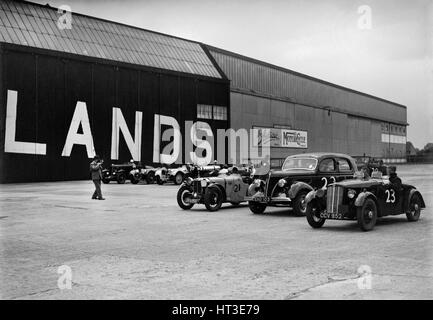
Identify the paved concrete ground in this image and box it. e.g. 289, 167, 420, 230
0, 164, 432, 300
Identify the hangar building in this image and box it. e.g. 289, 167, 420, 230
0, 0, 407, 182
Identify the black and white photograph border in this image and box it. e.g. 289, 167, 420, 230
0, 0, 432, 303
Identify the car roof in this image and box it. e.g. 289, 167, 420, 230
286, 152, 354, 160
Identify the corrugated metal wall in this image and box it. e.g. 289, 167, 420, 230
210, 48, 407, 126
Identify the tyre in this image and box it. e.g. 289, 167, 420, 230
156, 176, 164, 185
130, 175, 140, 184
248, 201, 267, 214
306, 201, 326, 228
102, 178, 110, 184
293, 191, 308, 216
117, 173, 126, 184
174, 172, 184, 185
357, 198, 377, 231
177, 186, 194, 210
146, 172, 155, 184
406, 193, 422, 222
204, 187, 223, 212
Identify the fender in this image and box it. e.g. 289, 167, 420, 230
354, 191, 377, 207
207, 183, 226, 201
305, 188, 326, 204
288, 182, 313, 199
405, 189, 426, 212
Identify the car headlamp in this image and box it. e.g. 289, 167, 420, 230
278, 179, 286, 187
348, 189, 356, 199
186, 177, 193, 185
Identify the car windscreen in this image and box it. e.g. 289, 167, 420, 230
282, 157, 317, 171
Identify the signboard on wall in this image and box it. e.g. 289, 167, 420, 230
253, 127, 308, 149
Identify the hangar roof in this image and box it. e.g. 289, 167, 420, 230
0, 0, 222, 78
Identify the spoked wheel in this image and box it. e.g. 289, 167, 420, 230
204, 188, 223, 212
406, 193, 422, 222
306, 201, 326, 228
130, 174, 140, 184
357, 198, 377, 231
293, 191, 308, 216
177, 186, 194, 210
146, 171, 155, 184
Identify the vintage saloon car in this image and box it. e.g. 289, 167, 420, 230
245, 153, 357, 215
177, 166, 253, 211
304, 170, 426, 231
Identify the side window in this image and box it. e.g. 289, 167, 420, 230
319, 158, 335, 172
337, 158, 352, 172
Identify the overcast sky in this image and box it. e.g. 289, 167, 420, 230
32, 0, 433, 149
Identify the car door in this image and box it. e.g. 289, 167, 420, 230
315, 158, 338, 190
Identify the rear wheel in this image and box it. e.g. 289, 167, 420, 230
174, 172, 184, 185
406, 193, 422, 222
204, 188, 223, 212
306, 201, 326, 228
177, 186, 194, 210
117, 173, 126, 184
357, 198, 377, 231
293, 191, 308, 216
249, 202, 267, 214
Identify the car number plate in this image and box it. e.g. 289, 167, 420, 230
252, 196, 269, 202
320, 212, 343, 220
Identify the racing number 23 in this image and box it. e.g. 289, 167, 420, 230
385, 189, 396, 203
321, 176, 336, 189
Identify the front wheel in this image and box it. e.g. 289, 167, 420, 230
406, 193, 422, 222
357, 198, 377, 231
177, 186, 194, 210
306, 201, 326, 228
156, 176, 164, 185
130, 175, 140, 184
249, 201, 267, 214
204, 187, 223, 212
293, 191, 308, 216
117, 173, 126, 184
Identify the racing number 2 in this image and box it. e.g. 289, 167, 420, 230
385, 189, 396, 203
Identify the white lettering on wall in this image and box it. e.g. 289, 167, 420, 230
111, 107, 142, 161
4, 90, 47, 155
61, 101, 95, 158
152, 114, 181, 164
190, 121, 213, 166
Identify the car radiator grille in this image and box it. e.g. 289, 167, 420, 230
327, 185, 344, 214
192, 181, 202, 194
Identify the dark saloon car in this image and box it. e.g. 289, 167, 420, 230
177, 166, 253, 211
245, 153, 357, 216
304, 170, 426, 231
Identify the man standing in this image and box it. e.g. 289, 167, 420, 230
90, 155, 105, 200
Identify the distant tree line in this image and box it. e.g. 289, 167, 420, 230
407, 142, 433, 163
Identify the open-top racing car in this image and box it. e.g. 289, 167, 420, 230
304, 168, 426, 231
177, 166, 253, 211
245, 153, 357, 216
